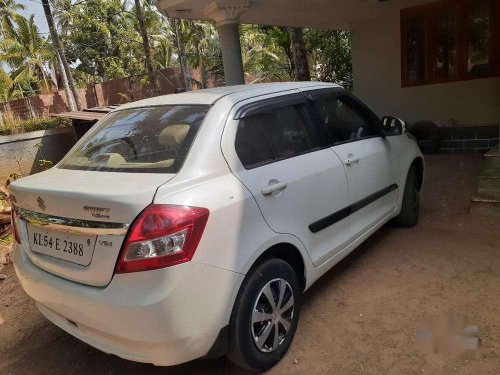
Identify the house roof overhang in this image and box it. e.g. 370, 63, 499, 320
155, 0, 430, 30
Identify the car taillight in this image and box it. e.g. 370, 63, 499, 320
115, 204, 209, 274
11, 206, 21, 244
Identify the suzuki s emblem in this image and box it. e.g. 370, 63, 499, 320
37, 197, 46, 211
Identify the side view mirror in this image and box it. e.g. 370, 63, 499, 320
382, 116, 407, 136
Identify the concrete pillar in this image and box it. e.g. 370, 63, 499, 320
217, 22, 245, 85
204, 1, 250, 86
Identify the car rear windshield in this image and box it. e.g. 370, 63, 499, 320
58, 105, 210, 173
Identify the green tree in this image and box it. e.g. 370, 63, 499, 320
306, 29, 352, 89
240, 24, 292, 82
0, 1, 352, 101
64, 0, 144, 81
288, 27, 310, 81
0, 67, 13, 101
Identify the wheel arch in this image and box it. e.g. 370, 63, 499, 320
248, 242, 307, 291
205, 239, 309, 360
396, 149, 425, 215
411, 156, 424, 191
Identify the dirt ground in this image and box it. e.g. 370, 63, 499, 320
1, 154, 499, 375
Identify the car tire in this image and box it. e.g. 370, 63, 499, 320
227, 258, 301, 372
395, 165, 420, 227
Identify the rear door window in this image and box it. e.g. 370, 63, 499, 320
58, 105, 210, 173
235, 104, 318, 168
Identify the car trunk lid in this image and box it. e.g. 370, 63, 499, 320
9, 167, 174, 286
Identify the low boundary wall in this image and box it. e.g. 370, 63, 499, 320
0, 128, 76, 186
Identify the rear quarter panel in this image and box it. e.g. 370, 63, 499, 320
153, 173, 312, 278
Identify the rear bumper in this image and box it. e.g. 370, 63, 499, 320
13, 244, 244, 366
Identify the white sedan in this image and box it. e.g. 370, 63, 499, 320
10, 82, 424, 371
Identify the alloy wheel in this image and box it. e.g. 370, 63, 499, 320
251, 278, 294, 353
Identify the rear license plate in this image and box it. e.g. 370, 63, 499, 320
27, 224, 97, 266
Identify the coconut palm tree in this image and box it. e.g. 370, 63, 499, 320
254, 26, 294, 77
52, 0, 74, 36
51, 0, 81, 110
41, 0, 82, 110
0, 0, 24, 38
181, 20, 221, 88
0, 15, 53, 94
133, 0, 159, 95
0, 67, 13, 101
172, 17, 192, 91
240, 24, 292, 82
152, 36, 174, 70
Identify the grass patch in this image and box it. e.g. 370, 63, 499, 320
0, 117, 71, 136
0, 234, 12, 246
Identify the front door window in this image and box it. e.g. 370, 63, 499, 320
310, 94, 379, 145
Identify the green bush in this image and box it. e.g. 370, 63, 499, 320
0, 117, 71, 136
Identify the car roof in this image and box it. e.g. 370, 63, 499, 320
116, 82, 342, 110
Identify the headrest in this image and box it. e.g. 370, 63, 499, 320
158, 124, 190, 147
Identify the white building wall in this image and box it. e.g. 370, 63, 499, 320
350, 8, 500, 126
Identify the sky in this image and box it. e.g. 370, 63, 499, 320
18, 0, 49, 34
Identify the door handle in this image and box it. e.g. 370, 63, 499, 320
344, 156, 359, 166
261, 181, 288, 196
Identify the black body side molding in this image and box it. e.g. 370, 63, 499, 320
309, 184, 398, 233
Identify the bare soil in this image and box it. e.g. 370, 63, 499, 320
1, 154, 499, 375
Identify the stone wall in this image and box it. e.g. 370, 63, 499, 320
416, 125, 500, 154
